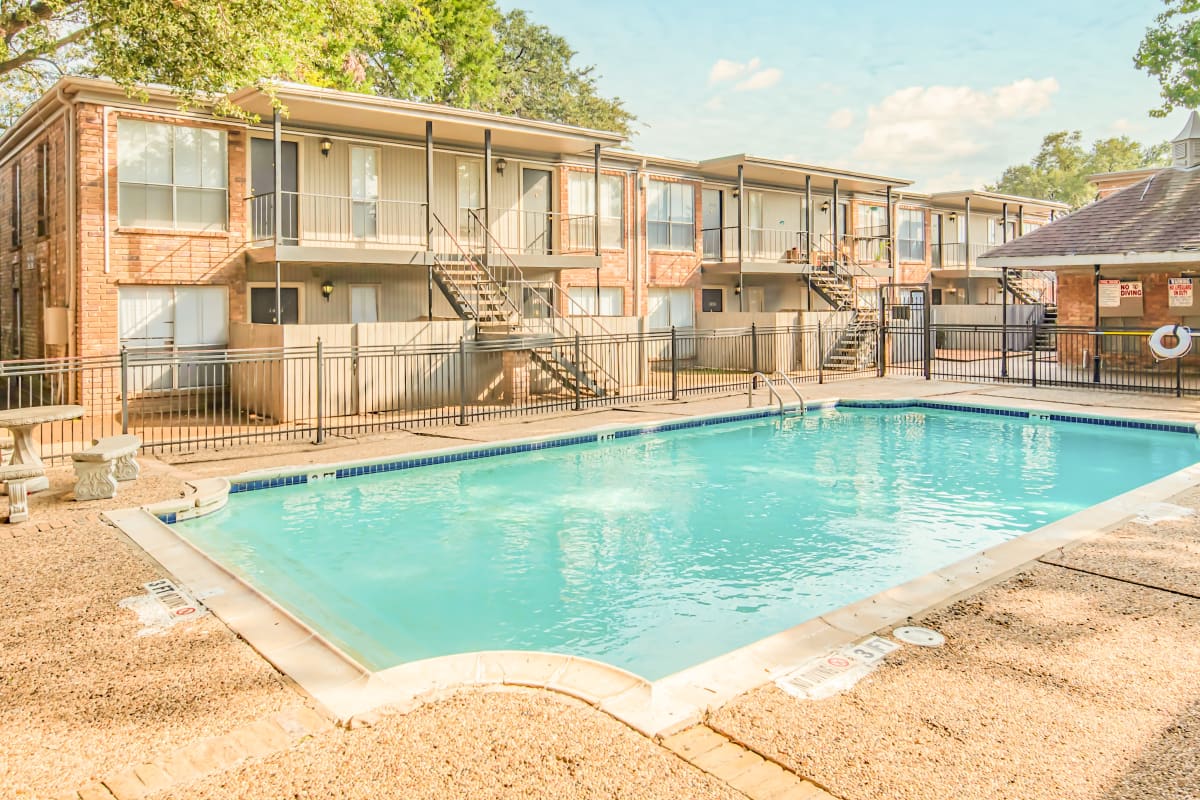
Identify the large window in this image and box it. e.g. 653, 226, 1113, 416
456, 158, 482, 240
647, 179, 695, 252
118, 120, 228, 231
118, 285, 228, 391
897, 208, 925, 261
36, 143, 49, 237
567, 286, 624, 316
567, 172, 624, 249
647, 288, 695, 329
350, 146, 379, 240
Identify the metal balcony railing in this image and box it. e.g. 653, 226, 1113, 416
931, 242, 995, 268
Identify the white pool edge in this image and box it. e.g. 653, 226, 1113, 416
105, 397, 1200, 739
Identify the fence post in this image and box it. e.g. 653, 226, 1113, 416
1031, 322, 1039, 388
670, 326, 679, 401
817, 321, 824, 385
458, 336, 468, 426
877, 318, 887, 378
573, 333, 582, 411
1176, 354, 1183, 398
119, 346, 129, 435
751, 323, 759, 387
315, 337, 325, 444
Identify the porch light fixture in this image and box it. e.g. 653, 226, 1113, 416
495, 158, 507, 175
321, 279, 334, 301
821, 200, 830, 213
731, 187, 740, 198
320, 138, 333, 158
948, 212, 958, 222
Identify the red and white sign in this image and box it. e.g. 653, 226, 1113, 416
1169, 278, 1194, 308
1120, 281, 1143, 299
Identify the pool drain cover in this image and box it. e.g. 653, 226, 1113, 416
893, 626, 945, 647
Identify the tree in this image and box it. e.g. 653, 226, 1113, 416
486, 10, 633, 136
988, 130, 1170, 208
1135, 0, 1200, 117
0, 1, 380, 118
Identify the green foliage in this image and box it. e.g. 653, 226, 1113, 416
1135, 0, 1200, 117
988, 130, 1170, 208
0, 0, 634, 136
485, 9, 633, 135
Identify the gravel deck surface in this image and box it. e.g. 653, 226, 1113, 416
711, 553, 1200, 800
0, 464, 303, 798
150, 688, 746, 800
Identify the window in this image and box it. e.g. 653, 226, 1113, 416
897, 208, 925, 261
567, 172, 624, 249
647, 288, 694, 329
647, 179, 694, 251
351, 285, 379, 323
118, 285, 228, 392
456, 158, 482, 240
701, 287, 724, 313
1023, 220, 1042, 235
350, 147, 379, 240
250, 286, 300, 324
118, 119, 228, 231
987, 218, 997, 246
857, 204, 886, 235
36, 143, 49, 237
10, 162, 20, 247
567, 286, 624, 316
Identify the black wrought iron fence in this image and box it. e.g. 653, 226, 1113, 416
884, 323, 1200, 396
0, 323, 877, 461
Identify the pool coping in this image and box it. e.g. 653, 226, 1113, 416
104, 396, 1200, 738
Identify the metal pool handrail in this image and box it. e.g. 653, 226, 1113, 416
772, 371, 806, 415
748, 372, 785, 415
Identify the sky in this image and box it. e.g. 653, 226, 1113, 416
500, 0, 1184, 191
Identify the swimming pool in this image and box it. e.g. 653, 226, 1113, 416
172, 403, 1200, 680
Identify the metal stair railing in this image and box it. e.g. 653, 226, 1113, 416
772, 371, 806, 414
465, 209, 619, 391
747, 372, 785, 415
429, 213, 522, 325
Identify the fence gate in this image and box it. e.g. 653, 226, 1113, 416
878, 283, 931, 378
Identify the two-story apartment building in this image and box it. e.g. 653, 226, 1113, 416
0, 76, 1064, 366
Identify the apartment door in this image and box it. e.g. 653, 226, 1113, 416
351, 285, 379, 323
701, 188, 723, 260
250, 138, 298, 244
931, 214, 943, 266
522, 168, 552, 254
746, 286, 765, 312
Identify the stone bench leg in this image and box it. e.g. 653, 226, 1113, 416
113, 452, 140, 482
74, 461, 118, 501
6, 479, 30, 523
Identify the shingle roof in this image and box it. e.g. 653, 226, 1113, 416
979, 167, 1200, 264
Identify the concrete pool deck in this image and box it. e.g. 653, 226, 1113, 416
2, 376, 1199, 798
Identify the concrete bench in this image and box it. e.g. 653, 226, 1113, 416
1, 463, 45, 523
72, 434, 142, 501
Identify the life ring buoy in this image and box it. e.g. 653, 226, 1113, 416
1149, 324, 1192, 360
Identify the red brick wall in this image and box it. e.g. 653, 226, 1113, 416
555, 165, 637, 316
74, 103, 248, 359
645, 177, 702, 318
0, 116, 70, 360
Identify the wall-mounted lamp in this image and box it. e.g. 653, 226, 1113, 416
734, 285, 742, 295
320, 138, 332, 158
321, 279, 334, 302
495, 158, 507, 176
947, 212, 958, 222
821, 200, 831, 213
731, 187, 740, 198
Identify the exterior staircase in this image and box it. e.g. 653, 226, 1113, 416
1034, 304, 1058, 351
430, 212, 616, 398
1003, 268, 1039, 305
809, 239, 879, 372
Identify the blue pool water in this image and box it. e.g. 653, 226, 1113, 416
175, 407, 1199, 679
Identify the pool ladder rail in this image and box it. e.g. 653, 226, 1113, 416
748, 372, 806, 416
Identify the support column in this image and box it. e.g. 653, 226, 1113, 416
805, 175, 813, 264
963, 196, 972, 304
885, 185, 894, 277
483, 129, 491, 266
1093, 264, 1102, 383
1001, 202, 1009, 243
273, 109, 282, 325
425, 121, 433, 251
737, 165, 745, 311
1017, 204, 1025, 238
593, 144, 602, 257
1001, 266, 1009, 377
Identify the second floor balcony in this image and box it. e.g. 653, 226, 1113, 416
246, 191, 601, 267
931, 242, 996, 269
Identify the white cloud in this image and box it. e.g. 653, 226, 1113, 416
735, 67, 782, 92
827, 108, 855, 130
853, 78, 1060, 166
918, 169, 988, 193
704, 96, 724, 111
709, 57, 760, 85
708, 57, 782, 92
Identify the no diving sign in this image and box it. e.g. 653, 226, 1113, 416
144, 579, 207, 620
776, 636, 900, 700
